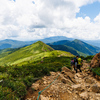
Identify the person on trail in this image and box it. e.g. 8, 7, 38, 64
71, 58, 74, 71
75, 55, 82, 73
73, 56, 78, 71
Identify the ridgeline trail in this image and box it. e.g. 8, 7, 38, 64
25, 60, 100, 100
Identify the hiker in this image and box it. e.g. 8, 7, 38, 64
71, 58, 74, 71
75, 55, 82, 73
73, 56, 78, 71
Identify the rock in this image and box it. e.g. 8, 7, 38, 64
75, 73, 83, 78
85, 84, 90, 89
91, 84, 100, 93
40, 95, 49, 100
62, 71, 77, 84
85, 77, 94, 84
43, 81, 47, 85
31, 83, 39, 91
96, 93, 100, 97
62, 71, 74, 78
50, 72, 56, 76
90, 53, 100, 68
25, 98, 32, 100
79, 92, 89, 100
72, 84, 84, 92
62, 67, 72, 73
33, 96, 35, 99
58, 74, 73, 85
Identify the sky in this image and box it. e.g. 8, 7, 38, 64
0, 0, 100, 41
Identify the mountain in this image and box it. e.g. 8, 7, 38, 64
40, 36, 74, 43
0, 48, 20, 58
49, 45, 79, 56
0, 36, 74, 49
0, 41, 74, 100
0, 41, 74, 65
0, 39, 34, 49
83, 40, 100, 47
48, 39, 100, 56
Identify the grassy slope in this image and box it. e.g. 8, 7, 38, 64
0, 41, 54, 65
0, 41, 74, 99
0, 56, 73, 99
49, 45, 79, 55
14, 50, 74, 66
0, 41, 74, 65
0, 48, 20, 58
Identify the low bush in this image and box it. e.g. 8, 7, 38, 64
0, 56, 72, 99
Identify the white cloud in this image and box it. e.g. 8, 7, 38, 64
0, 0, 100, 41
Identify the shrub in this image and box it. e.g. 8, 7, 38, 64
2, 80, 27, 98
23, 76, 34, 87
0, 86, 17, 100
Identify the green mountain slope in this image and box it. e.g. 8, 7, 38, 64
48, 39, 100, 56
0, 48, 20, 58
0, 41, 74, 65
49, 45, 79, 55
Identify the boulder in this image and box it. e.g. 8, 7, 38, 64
91, 84, 100, 93
58, 74, 73, 84
40, 95, 49, 100
85, 77, 95, 84
90, 53, 100, 68
62, 67, 72, 73
31, 83, 39, 91
61, 68, 77, 83
75, 73, 83, 78
79, 92, 89, 100
72, 84, 84, 92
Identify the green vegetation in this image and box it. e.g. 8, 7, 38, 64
0, 41, 54, 65
91, 67, 100, 76
84, 55, 94, 63
0, 41, 74, 99
49, 45, 79, 56
0, 56, 72, 99
0, 48, 20, 58
48, 39, 100, 56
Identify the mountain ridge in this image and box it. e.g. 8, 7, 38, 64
48, 39, 100, 56
0, 41, 74, 65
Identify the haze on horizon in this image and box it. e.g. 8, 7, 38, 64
0, 0, 100, 41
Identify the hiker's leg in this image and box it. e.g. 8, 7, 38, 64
78, 65, 82, 72
73, 65, 75, 70
75, 64, 77, 73
75, 68, 77, 73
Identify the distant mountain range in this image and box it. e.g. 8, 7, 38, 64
0, 36, 74, 49
83, 40, 100, 47
0, 39, 33, 49
0, 36, 100, 56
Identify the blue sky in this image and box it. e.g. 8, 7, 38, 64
76, 1, 100, 21
0, 0, 100, 41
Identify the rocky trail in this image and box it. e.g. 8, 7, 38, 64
25, 61, 100, 100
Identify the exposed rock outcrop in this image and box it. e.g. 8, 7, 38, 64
90, 52, 100, 68
25, 63, 100, 100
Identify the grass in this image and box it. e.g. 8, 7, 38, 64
0, 41, 54, 65
0, 56, 72, 99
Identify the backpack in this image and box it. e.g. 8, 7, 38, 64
73, 57, 78, 64
78, 58, 82, 65
71, 60, 74, 65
